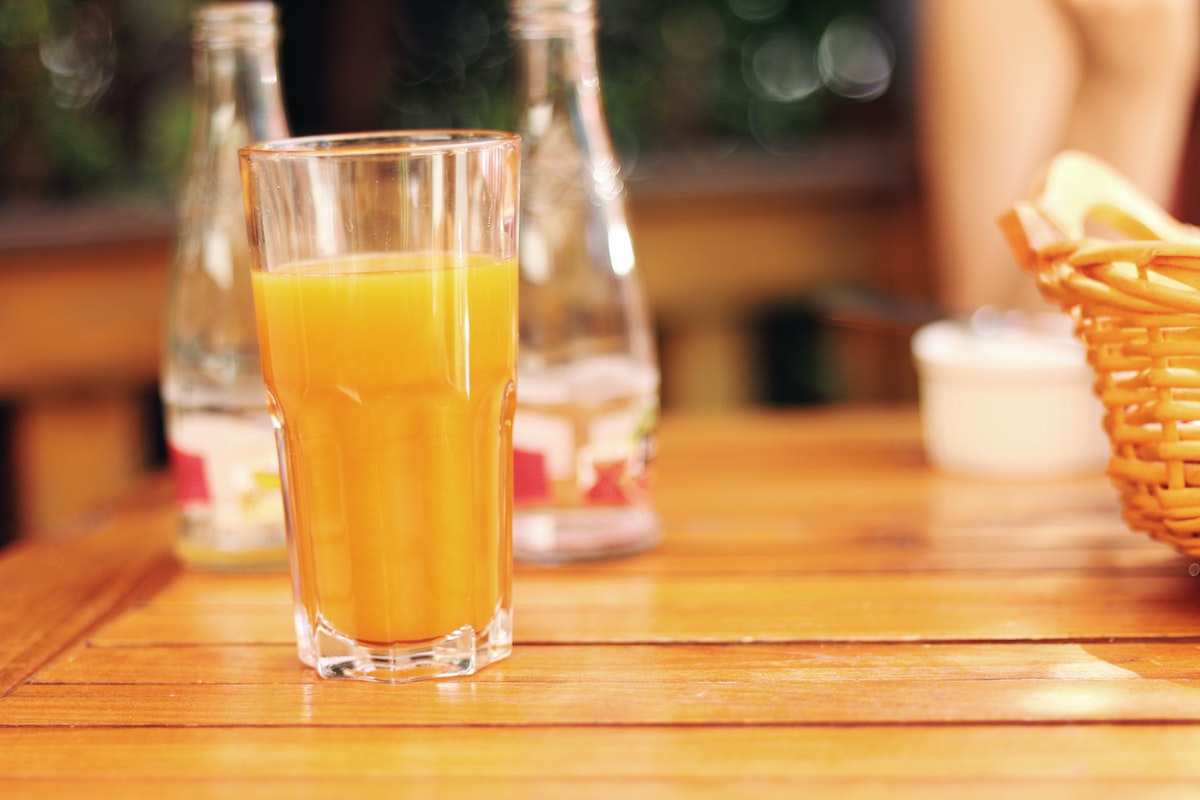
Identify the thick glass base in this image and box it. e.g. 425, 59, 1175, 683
296, 604, 512, 683
513, 506, 660, 563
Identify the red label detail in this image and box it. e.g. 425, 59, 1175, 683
585, 459, 631, 505
168, 444, 209, 503
513, 448, 549, 502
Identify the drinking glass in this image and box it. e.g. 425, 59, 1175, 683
239, 131, 520, 682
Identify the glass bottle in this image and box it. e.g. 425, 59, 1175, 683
508, 0, 661, 561
161, 2, 289, 569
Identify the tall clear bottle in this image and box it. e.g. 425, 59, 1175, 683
161, 2, 289, 569
508, 0, 661, 561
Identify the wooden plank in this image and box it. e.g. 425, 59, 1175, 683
2, 726, 1200, 782
86, 569, 1200, 646
0, 777, 1196, 800
0, 479, 179, 695
31, 641, 1200, 686
9, 657, 1200, 727
130, 504, 1171, 578
12, 640, 1200, 729
535, 504, 1169, 574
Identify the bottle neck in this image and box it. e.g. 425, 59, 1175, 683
510, 3, 606, 143
189, 4, 288, 152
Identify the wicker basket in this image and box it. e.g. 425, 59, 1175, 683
1000, 150, 1200, 558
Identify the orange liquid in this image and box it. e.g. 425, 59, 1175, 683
252, 253, 516, 645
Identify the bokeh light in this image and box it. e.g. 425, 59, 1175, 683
816, 14, 894, 101
743, 26, 820, 103
40, 1, 115, 110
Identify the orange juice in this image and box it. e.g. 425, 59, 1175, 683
252, 253, 516, 646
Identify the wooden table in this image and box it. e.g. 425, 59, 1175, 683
3, 406, 1200, 796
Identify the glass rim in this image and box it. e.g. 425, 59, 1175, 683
239, 130, 520, 160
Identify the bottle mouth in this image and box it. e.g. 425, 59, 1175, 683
508, 0, 596, 37
192, 1, 279, 47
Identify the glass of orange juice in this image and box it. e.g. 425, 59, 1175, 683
238, 131, 519, 682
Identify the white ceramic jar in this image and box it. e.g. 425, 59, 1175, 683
910, 313, 1109, 478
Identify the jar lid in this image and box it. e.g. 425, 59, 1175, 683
911, 314, 1091, 383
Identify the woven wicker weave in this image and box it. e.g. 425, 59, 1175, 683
1000, 151, 1200, 558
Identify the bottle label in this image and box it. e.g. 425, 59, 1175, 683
513, 405, 654, 508
167, 412, 284, 528
169, 445, 210, 503
513, 448, 550, 502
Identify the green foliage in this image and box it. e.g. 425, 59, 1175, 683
0, 0, 898, 204
0, 0, 190, 203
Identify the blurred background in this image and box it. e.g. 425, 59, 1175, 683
0, 0, 926, 545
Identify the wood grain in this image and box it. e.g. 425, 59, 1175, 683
74, 570, 1200, 646
4, 726, 1200, 785
0, 478, 179, 694
23, 640, 1200, 686
7, 642, 1200, 727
